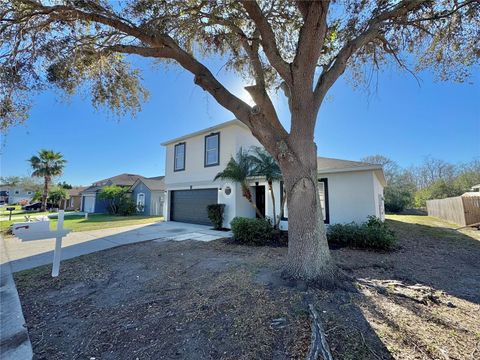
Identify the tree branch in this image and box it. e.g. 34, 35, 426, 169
313, 0, 429, 109
241, 1, 292, 85
293, 1, 330, 87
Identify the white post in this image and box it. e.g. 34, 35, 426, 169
51, 210, 64, 277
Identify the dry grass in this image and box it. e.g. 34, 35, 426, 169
14, 215, 480, 359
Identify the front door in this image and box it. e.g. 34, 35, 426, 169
255, 186, 266, 218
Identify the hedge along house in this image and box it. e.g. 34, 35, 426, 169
161, 120, 386, 229
130, 177, 165, 216
80, 173, 148, 213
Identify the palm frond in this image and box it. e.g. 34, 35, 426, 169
214, 147, 253, 182
249, 146, 282, 181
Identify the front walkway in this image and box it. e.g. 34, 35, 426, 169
2, 221, 232, 272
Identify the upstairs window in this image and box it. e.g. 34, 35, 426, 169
174, 142, 186, 171
204, 133, 220, 167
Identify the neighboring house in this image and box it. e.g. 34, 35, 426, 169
161, 119, 386, 228
58, 187, 86, 210
80, 174, 147, 213
463, 184, 480, 197
0, 185, 36, 204
130, 177, 165, 216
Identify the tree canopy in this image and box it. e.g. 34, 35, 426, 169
1, 0, 478, 137
2, 0, 479, 281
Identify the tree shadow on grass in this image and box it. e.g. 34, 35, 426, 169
13, 239, 396, 360
335, 219, 480, 305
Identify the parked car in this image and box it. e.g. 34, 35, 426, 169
22, 202, 55, 211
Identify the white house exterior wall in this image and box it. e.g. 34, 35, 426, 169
322, 171, 377, 224
163, 121, 385, 228
164, 123, 255, 186
373, 171, 386, 221
164, 122, 263, 226
5, 188, 35, 204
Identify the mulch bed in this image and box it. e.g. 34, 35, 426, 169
14, 219, 480, 360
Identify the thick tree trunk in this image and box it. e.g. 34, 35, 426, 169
278, 125, 336, 285
41, 177, 49, 212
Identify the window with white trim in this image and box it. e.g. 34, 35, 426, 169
174, 143, 185, 171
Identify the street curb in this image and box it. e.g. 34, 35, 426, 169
0, 236, 33, 360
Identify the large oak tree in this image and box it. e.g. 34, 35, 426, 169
1, 0, 478, 284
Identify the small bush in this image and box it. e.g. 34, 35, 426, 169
207, 204, 225, 230
118, 198, 137, 216
327, 216, 396, 250
230, 217, 274, 245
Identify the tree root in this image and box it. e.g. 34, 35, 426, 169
357, 279, 446, 306
306, 303, 334, 360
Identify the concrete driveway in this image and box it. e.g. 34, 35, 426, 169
2, 221, 232, 272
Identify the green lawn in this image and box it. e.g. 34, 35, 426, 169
386, 214, 480, 241
0, 204, 52, 217
0, 204, 23, 215
50, 214, 164, 232
1, 214, 164, 234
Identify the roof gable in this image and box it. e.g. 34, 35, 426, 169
131, 177, 165, 191
92, 173, 146, 187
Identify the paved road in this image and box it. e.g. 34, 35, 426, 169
2, 221, 231, 272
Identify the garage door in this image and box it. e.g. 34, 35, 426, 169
170, 189, 217, 225
83, 196, 95, 213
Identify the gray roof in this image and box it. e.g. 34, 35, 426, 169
317, 157, 382, 172
68, 186, 87, 197
80, 173, 148, 195
132, 177, 165, 191
80, 185, 103, 194
92, 173, 147, 187
317, 157, 386, 185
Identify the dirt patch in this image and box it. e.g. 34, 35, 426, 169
14, 217, 480, 360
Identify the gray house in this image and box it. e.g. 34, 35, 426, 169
81, 173, 147, 213
0, 185, 36, 205
130, 177, 165, 216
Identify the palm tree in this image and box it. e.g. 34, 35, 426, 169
29, 150, 66, 211
214, 148, 263, 218
249, 147, 283, 228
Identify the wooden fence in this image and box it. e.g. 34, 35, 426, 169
426, 196, 480, 226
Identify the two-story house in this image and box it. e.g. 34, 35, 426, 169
161, 119, 386, 229
0, 185, 36, 204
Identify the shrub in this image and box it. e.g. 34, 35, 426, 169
327, 216, 396, 250
230, 217, 274, 245
207, 204, 225, 230
118, 198, 137, 216
99, 185, 130, 214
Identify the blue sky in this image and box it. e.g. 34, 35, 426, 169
1, 56, 479, 186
